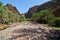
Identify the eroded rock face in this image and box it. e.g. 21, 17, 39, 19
25, 1, 58, 18
6, 4, 20, 15
0, 21, 60, 40
52, 7, 60, 17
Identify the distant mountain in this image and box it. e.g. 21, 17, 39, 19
5, 4, 21, 15
25, 1, 59, 18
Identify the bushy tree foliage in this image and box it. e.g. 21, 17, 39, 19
32, 9, 60, 27
32, 10, 55, 24
54, 18, 60, 26
51, 17, 60, 27
0, 2, 24, 24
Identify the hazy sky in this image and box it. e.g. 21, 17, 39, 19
0, 0, 50, 13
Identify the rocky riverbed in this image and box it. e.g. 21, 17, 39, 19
0, 21, 60, 40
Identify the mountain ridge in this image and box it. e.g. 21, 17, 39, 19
25, 1, 60, 18
5, 4, 22, 15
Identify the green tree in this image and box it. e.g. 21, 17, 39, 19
0, 2, 25, 24
54, 17, 60, 27
32, 10, 55, 24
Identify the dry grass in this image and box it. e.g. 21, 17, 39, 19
0, 24, 10, 31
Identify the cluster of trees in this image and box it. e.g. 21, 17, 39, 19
0, 2, 24, 24
32, 0, 60, 27
32, 10, 60, 27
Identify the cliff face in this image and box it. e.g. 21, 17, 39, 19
25, 1, 58, 18
6, 4, 20, 15
52, 7, 60, 17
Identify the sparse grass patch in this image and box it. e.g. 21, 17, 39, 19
0, 24, 10, 31
53, 27, 60, 30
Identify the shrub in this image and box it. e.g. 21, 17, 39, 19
54, 17, 60, 27
0, 2, 25, 24
48, 19, 55, 26
32, 10, 55, 24
19, 16, 25, 22
26, 18, 32, 21
48, 17, 60, 27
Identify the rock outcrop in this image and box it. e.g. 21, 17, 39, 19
6, 4, 20, 15
25, 1, 59, 18
52, 7, 60, 17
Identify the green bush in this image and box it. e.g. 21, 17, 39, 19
25, 18, 32, 21
54, 17, 60, 27
0, 2, 25, 24
48, 17, 60, 27
32, 10, 55, 24
48, 19, 55, 26
19, 16, 25, 22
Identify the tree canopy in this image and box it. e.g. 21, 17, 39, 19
0, 2, 24, 24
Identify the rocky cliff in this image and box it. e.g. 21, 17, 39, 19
52, 7, 60, 17
25, 1, 59, 18
6, 4, 21, 15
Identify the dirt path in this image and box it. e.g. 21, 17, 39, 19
0, 21, 58, 40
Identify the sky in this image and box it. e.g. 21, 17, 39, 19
0, 0, 50, 13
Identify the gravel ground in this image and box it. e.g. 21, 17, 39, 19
0, 21, 59, 40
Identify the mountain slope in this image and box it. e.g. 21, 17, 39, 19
25, 1, 58, 18
6, 4, 21, 15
